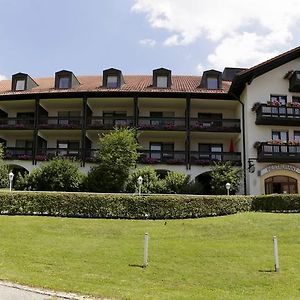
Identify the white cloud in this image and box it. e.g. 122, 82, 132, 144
139, 38, 157, 47
132, 0, 300, 70
0, 74, 6, 81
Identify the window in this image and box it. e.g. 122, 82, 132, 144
16, 140, 33, 155
57, 140, 80, 156
58, 111, 81, 126
199, 143, 223, 160
107, 76, 118, 88
58, 76, 71, 89
272, 130, 288, 141
103, 111, 127, 127
207, 77, 218, 89
292, 96, 300, 103
157, 76, 168, 88
15, 79, 26, 91
294, 131, 300, 140
270, 95, 287, 105
150, 142, 174, 160
16, 112, 34, 125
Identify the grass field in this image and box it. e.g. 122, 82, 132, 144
0, 213, 299, 299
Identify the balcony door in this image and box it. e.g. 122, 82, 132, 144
265, 176, 297, 194
150, 142, 174, 161
199, 144, 223, 161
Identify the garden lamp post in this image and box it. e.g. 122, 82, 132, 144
137, 176, 143, 196
9, 171, 14, 191
225, 182, 231, 196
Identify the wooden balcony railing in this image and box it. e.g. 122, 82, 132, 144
138, 117, 186, 131
256, 104, 300, 125
257, 142, 300, 162
4, 147, 33, 160
87, 116, 134, 129
38, 117, 82, 129
0, 118, 34, 129
37, 148, 82, 160
138, 150, 186, 164
190, 151, 241, 165
190, 119, 240, 132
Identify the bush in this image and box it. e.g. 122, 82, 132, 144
0, 191, 252, 219
16, 158, 85, 192
163, 171, 190, 194
252, 194, 300, 212
125, 166, 164, 194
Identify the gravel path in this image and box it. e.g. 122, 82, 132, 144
0, 281, 102, 300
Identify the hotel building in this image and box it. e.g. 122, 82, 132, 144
1, 46, 300, 195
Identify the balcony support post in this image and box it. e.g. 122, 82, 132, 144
134, 96, 139, 128
81, 95, 88, 166
186, 95, 191, 170
33, 96, 40, 165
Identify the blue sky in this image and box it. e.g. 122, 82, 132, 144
1, 0, 300, 80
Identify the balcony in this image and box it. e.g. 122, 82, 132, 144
38, 117, 82, 129
138, 150, 186, 164
255, 104, 300, 125
190, 151, 241, 166
257, 142, 300, 162
190, 119, 240, 132
87, 116, 134, 130
138, 117, 186, 131
0, 117, 34, 129
37, 148, 82, 160
5, 147, 33, 160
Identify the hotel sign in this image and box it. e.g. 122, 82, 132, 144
258, 164, 300, 176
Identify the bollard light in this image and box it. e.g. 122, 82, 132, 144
225, 182, 231, 196
137, 176, 143, 196
9, 171, 14, 192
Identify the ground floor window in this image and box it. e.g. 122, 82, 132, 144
265, 176, 297, 194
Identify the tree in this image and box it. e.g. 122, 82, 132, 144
16, 157, 84, 191
210, 161, 242, 195
85, 128, 139, 192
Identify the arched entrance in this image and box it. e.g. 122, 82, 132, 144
195, 172, 212, 195
265, 176, 298, 194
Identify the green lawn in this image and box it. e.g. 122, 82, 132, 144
0, 213, 299, 300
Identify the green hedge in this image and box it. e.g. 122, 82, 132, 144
252, 194, 300, 212
0, 191, 252, 219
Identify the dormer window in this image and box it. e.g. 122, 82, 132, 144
11, 73, 38, 92
200, 70, 222, 90
207, 77, 218, 89
15, 79, 26, 91
55, 70, 80, 89
153, 68, 171, 88
103, 68, 124, 88
157, 76, 168, 88
107, 75, 118, 88
58, 76, 71, 89
289, 71, 300, 92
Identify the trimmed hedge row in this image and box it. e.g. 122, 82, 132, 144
0, 191, 252, 219
0, 192, 299, 219
252, 194, 300, 212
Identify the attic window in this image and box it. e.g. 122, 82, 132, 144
153, 68, 171, 88
15, 79, 26, 91
207, 77, 218, 89
107, 75, 118, 88
157, 76, 168, 88
58, 76, 71, 89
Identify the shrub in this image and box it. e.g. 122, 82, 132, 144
252, 194, 300, 212
0, 191, 253, 219
17, 158, 85, 192
125, 166, 164, 194
163, 171, 190, 194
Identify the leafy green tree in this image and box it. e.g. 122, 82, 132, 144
163, 171, 190, 194
86, 128, 139, 192
210, 161, 242, 195
125, 166, 165, 194
17, 157, 84, 191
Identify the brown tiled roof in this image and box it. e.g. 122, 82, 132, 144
0, 75, 231, 96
